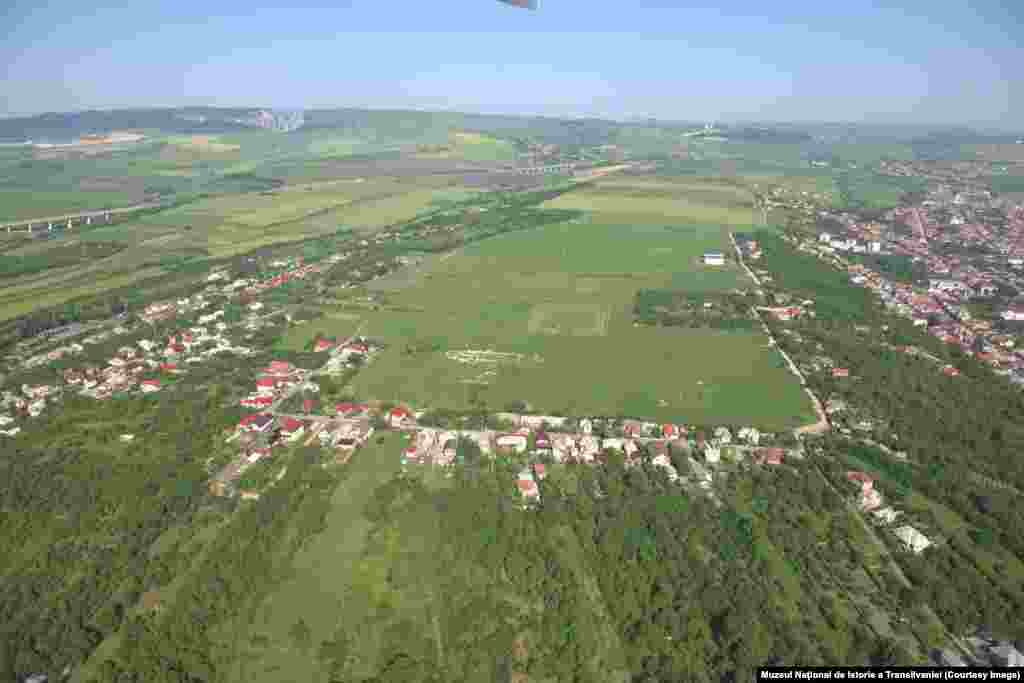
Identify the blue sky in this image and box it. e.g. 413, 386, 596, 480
2, 0, 1021, 127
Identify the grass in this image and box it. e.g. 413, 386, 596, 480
542, 186, 756, 225
345, 215, 812, 427
212, 432, 405, 683
277, 312, 363, 352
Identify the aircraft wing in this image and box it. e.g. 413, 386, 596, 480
497, 0, 538, 9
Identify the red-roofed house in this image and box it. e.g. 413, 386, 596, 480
240, 395, 274, 408
313, 338, 334, 353
662, 423, 679, 439
303, 398, 315, 414
278, 417, 305, 441
240, 413, 274, 433
255, 378, 277, 395
516, 478, 540, 502
832, 368, 850, 378
755, 448, 784, 465
533, 463, 547, 480
159, 363, 178, 373
389, 406, 412, 428
140, 379, 161, 393
943, 366, 961, 377
847, 471, 874, 488
265, 360, 297, 377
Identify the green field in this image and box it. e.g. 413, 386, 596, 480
345, 202, 813, 427
210, 432, 406, 683
543, 177, 758, 226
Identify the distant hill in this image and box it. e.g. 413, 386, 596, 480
0, 108, 289, 144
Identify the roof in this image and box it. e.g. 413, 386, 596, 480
390, 407, 410, 417
279, 417, 303, 432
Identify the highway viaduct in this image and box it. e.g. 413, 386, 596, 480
0, 201, 166, 235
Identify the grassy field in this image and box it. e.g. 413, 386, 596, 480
543, 177, 757, 226
345, 206, 812, 427
211, 432, 406, 683
278, 311, 363, 351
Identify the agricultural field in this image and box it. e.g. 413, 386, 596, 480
543, 175, 759, 226
346, 208, 813, 428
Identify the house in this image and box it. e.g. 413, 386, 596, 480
579, 418, 593, 435
313, 338, 334, 352
278, 417, 305, 441
737, 426, 761, 445
240, 413, 275, 433
894, 525, 932, 554
755, 448, 784, 465
703, 251, 725, 266
255, 378, 277, 395
818, 232, 831, 243
832, 367, 850, 378
497, 433, 528, 453
516, 476, 541, 504
622, 420, 643, 437
704, 443, 721, 464
389, 406, 413, 428
860, 487, 883, 511
241, 395, 274, 408
713, 426, 732, 444
872, 507, 901, 525
533, 463, 547, 480
662, 423, 680, 439
140, 379, 161, 393
943, 366, 961, 377
535, 431, 551, 449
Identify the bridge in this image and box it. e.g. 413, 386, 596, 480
0, 200, 166, 235
514, 162, 577, 176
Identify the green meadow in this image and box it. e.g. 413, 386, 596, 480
344, 180, 813, 427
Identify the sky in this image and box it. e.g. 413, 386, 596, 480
1, 0, 1022, 128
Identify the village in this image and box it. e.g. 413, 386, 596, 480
783, 178, 1024, 386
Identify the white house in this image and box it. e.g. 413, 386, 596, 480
737, 426, 761, 445
818, 232, 831, 243
703, 251, 725, 266
894, 525, 932, 554
872, 507, 901, 525
496, 433, 528, 453
713, 426, 732, 444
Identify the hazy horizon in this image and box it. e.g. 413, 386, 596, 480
3, 0, 1021, 129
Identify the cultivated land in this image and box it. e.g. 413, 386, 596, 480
345, 178, 813, 428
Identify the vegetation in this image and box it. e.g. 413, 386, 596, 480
633, 289, 758, 330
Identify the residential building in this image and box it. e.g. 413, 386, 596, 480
894, 525, 932, 553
